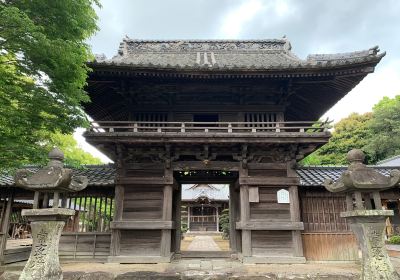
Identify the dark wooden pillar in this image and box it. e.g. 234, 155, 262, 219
235, 157, 306, 264
240, 184, 251, 257
0, 190, 13, 265
289, 185, 304, 257
108, 148, 175, 263
161, 184, 173, 257
229, 183, 238, 252
173, 182, 181, 254
110, 185, 123, 256
287, 161, 305, 259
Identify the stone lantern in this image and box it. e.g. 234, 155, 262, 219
324, 149, 400, 280
14, 148, 88, 280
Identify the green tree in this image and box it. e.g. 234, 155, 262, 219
219, 209, 230, 239
301, 113, 373, 165
48, 132, 102, 166
0, 0, 100, 170
365, 96, 400, 162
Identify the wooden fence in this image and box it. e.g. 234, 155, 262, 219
59, 193, 114, 260
59, 232, 111, 261
64, 193, 114, 233
301, 191, 350, 232
302, 233, 359, 261
300, 191, 359, 261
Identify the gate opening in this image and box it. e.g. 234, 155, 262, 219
173, 170, 239, 258
180, 183, 230, 255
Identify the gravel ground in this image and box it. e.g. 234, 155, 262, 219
3, 258, 400, 279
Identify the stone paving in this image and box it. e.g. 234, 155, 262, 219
187, 236, 220, 251
3, 256, 400, 279
0, 260, 362, 279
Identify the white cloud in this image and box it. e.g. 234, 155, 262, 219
274, 0, 290, 17
219, 0, 265, 38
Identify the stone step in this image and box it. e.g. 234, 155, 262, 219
181, 250, 231, 258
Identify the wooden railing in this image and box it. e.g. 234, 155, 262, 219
88, 121, 329, 134
59, 232, 111, 260
190, 215, 217, 223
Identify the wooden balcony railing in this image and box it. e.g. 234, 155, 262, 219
87, 121, 329, 134
189, 215, 217, 223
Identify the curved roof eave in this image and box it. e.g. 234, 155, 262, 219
88, 54, 384, 78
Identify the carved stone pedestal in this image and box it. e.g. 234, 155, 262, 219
341, 210, 400, 280
19, 208, 75, 280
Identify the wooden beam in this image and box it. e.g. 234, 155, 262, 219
174, 184, 182, 253
110, 221, 175, 230
162, 185, 173, 221
240, 186, 250, 222
161, 184, 173, 257
160, 230, 172, 257
229, 184, 238, 252
248, 163, 287, 170
97, 104, 286, 113
110, 185, 123, 256
289, 186, 301, 221
236, 221, 304, 230
108, 255, 172, 264
248, 187, 259, 203
289, 186, 304, 257
239, 176, 300, 186
172, 161, 239, 171
229, 183, 241, 253
114, 185, 124, 221
117, 177, 173, 185
0, 191, 13, 265
85, 134, 330, 146
240, 185, 252, 257
124, 163, 165, 170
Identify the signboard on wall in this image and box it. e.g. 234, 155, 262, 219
277, 189, 290, 204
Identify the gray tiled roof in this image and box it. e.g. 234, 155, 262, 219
182, 184, 229, 201
0, 165, 115, 187
2, 165, 399, 188
377, 155, 400, 167
92, 39, 385, 71
297, 166, 397, 187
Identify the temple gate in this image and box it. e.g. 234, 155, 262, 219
0, 38, 385, 264
80, 38, 384, 263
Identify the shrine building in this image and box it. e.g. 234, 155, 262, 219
181, 184, 229, 232
1, 38, 396, 265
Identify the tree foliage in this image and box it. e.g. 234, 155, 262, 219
0, 0, 100, 170
302, 95, 400, 165
49, 133, 102, 166
302, 113, 373, 165
219, 208, 230, 239
365, 96, 400, 162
